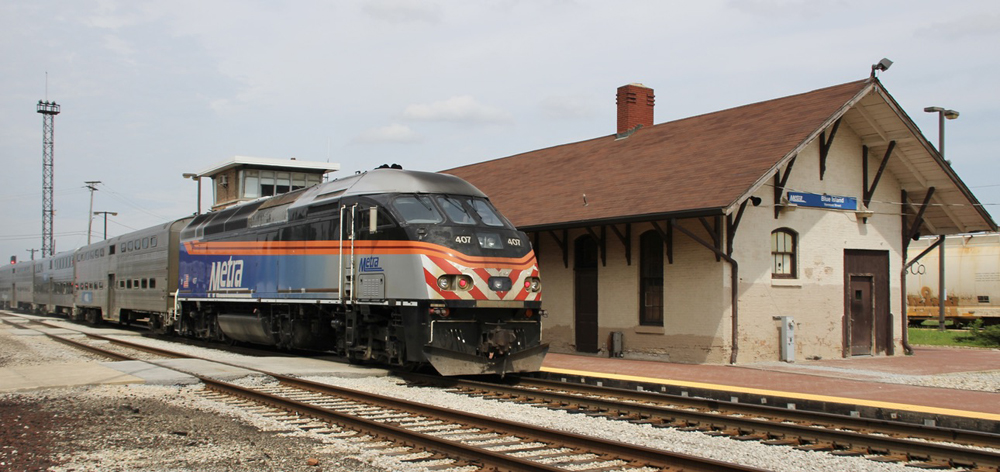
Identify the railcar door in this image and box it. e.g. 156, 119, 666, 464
106, 274, 116, 322
574, 235, 599, 353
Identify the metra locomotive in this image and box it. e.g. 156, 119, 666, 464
0, 168, 548, 376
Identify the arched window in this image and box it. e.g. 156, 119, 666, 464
771, 228, 797, 279
639, 231, 664, 326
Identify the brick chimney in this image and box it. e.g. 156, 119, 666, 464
616, 83, 654, 135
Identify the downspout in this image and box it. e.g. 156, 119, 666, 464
728, 257, 739, 364
900, 237, 942, 355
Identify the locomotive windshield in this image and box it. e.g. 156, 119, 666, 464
391, 195, 512, 229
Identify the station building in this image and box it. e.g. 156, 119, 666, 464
445, 77, 996, 364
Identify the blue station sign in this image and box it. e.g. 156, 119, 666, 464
787, 192, 858, 211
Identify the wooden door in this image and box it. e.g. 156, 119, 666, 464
849, 276, 874, 356
844, 250, 890, 356
574, 236, 599, 353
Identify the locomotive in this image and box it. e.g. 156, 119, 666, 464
2, 168, 548, 376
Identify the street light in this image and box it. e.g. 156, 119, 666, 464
923, 106, 960, 158
93, 211, 118, 240
924, 106, 959, 332
182, 173, 202, 215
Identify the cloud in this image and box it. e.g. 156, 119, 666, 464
353, 123, 423, 144
402, 95, 513, 124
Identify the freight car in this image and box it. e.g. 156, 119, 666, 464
906, 233, 1000, 326
174, 168, 547, 375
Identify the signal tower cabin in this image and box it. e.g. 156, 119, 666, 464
192, 156, 340, 212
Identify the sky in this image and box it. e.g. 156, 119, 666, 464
2, 0, 999, 261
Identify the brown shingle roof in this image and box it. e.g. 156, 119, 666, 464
445, 79, 871, 230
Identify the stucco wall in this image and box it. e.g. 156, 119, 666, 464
533, 122, 904, 364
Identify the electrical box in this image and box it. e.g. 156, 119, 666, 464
776, 316, 795, 362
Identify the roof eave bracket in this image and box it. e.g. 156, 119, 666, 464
819, 118, 842, 180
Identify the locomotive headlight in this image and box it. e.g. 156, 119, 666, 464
529, 277, 541, 292
436, 276, 451, 290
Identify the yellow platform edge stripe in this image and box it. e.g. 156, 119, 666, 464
541, 366, 1000, 422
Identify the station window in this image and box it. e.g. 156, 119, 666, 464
639, 231, 664, 326
771, 228, 798, 279
979, 295, 990, 304
244, 170, 322, 199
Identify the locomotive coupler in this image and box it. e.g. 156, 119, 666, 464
481, 325, 518, 359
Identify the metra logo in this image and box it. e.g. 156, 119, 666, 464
359, 256, 384, 272
209, 257, 244, 291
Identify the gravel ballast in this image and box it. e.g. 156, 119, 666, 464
2, 315, 998, 471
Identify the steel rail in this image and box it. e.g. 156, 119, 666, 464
202, 376, 569, 472
269, 372, 765, 472
396, 373, 1000, 470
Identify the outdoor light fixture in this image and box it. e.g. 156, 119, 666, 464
749, 196, 762, 206
870, 57, 893, 76
924, 106, 960, 158
182, 172, 203, 215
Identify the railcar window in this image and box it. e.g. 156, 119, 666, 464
119, 280, 125, 289
127, 241, 134, 251
127, 280, 132, 289
470, 199, 506, 227
393, 196, 443, 224
143, 238, 149, 249
151, 236, 157, 247
437, 196, 475, 225
149, 278, 156, 289
109, 245, 116, 255
141, 279, 147, 289
134, 239, 141, 250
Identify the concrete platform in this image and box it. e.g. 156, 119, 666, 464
538, 347, 1000, 431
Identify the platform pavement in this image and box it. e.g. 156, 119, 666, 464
539, 347, 1000, 421
0, 312, 388, 393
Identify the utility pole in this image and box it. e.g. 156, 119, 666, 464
26, 249, 38, 261
85, 181, 101, 245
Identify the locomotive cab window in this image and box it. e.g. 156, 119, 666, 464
771, 228, 797, 279
437, 196, 475, 225
392, 196, 443, 224
470, 199, 506, 227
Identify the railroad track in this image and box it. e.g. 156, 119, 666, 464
3, 314, 765, 472
396, 372, 1000, 471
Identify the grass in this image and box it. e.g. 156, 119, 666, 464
908, 325, 999, 348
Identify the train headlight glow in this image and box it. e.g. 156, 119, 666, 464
529, 277, 541, 292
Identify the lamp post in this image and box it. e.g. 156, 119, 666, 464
93, 211, 118, 240
924, 106, 959, 331
182, 173, 202, 215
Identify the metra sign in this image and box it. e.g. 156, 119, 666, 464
787, 192, 858, 211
